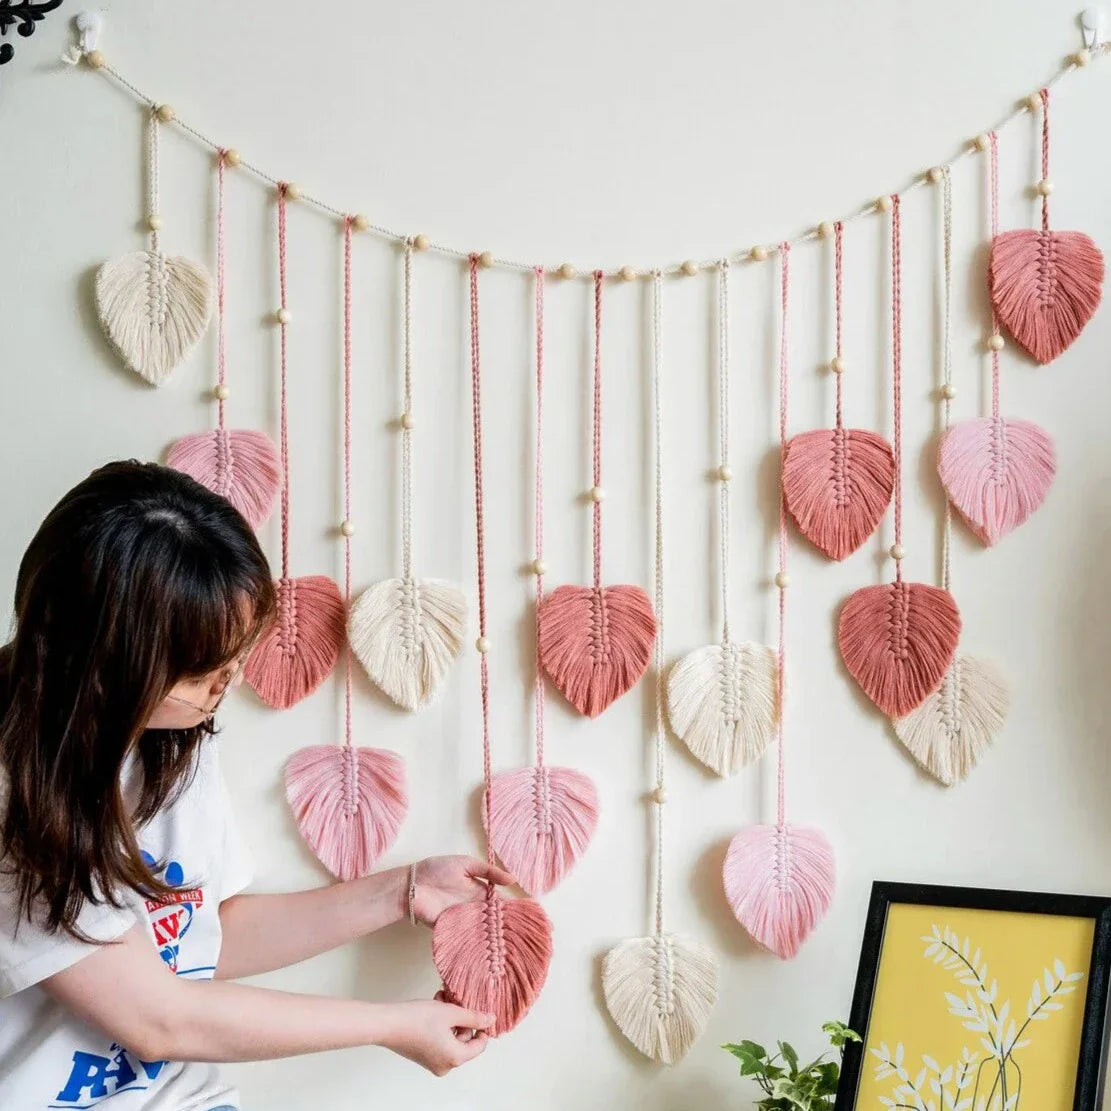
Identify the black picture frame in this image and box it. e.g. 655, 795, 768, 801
835, 881, 1111, 1111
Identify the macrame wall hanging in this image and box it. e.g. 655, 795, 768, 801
667, 260, 778, 777
603, 272, 718, 1063
432, 256, 552, 1035
722, 245, 835, 961
782, 222, 895, 559
989, 87, 1104, 365
486, 268, 599, 897
940, 131, 1057, 546
96, 104, 213, 386
167, 149, 282, 529
538, 272, 657, 718
244, 184, 347, 709
894, 166, 1010, 786
837, 195, 962, 719
348, 239, 468, 710
283, 217, 408, 878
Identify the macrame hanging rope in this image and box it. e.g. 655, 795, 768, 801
941, 129, 1058, 546
723, 244, 835, 961
895, 167, 1010, 786
284, 218, 407, 876
538, 272, 657, 718
838, 197, 962, 719
989, 86, 1105, 364
347, 238, 467, 711
667, 260, 777, 777
95, 104, 213, 386
486, 266, 599, 897
783, 220, 895, 560
602, 271, 718, 1065
167, 148, 282, 528
432, 256, 552, 1038
244, 184, 346, 710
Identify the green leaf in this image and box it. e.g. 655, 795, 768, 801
779, 1041, 800, 1077
821, 1021, 861, 1049
740, 1039, 768, 1059
814, 1061, 840, 1094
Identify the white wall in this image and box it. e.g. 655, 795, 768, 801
4, 2, 1111, 1107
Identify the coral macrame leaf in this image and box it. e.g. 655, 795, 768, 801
245, 576, 346, 709
433, 885, 553, 1036
167, 428, 282, 530
989, 229, 1104, 364
95, 250, 214, 386
783, 428, 896, 560
486, 765, 599, 897
892, 654, 1009, 787
347, 577, 467, 711
284, 745, 408, 880
666, 641, 778, 777
723, 824, 835, 960
602, 932, 719, 1065
838, 582, 961, 718
538, 585, 657, 718
938, 417, 1056, 546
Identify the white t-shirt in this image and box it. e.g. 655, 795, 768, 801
0, 740, 253, 1110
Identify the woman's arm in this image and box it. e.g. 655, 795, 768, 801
43, 926, 493, 1076
216, 855, 514, 981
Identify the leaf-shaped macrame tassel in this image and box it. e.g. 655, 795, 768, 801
346, 577, 467, 711
167, 428, 282, 530
938, 417, 1056, 546
432, 884, 553, 1036
96, 250, 214, 386
538, 584, 656, 718
602, 933, 718, 1065
782, 428, 895, 560
486, 766, 598, 897
245, 576, 346, 709
285, 745, 408, 880
892, 654, 1009, 786
666, 641, 778, 777
838, 582, 961, 718
723, 823, 835, 960
990, 230, 1104, 364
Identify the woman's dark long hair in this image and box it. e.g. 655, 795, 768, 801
0, 461, 276, 938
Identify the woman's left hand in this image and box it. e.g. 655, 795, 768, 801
410, 856, 516, 927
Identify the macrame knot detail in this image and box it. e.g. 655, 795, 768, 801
716, 643, 741, 725
1035, 234, 1060, 306
397, 577, 422, 660
885, 580, 913, 663
830, 427, 853, 508
341, 745, 359, 819
277, 578, 300, 657
530, 766, 553, 837
651, 935, 676, 1017
588, 587, 611, 663
143, 251, 170, 329
483, 887, 508, 979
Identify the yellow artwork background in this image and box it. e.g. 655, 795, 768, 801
852, 903, 1094, 1110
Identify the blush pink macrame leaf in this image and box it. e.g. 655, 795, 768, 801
723, 824, 835, 960
167, 428, 282, 530
433, 885, 553, 1036
285, 745, 408, 880
486, 765, 599, 897
989, 229, 1104, 364
783, 427, 895, 560
537, 585, 657, 718
245, 576, 346, 710
938, 417, 1056, 546
838, 582, 961, 718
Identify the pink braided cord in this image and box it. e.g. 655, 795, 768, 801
591, 270, 603, 589
277, 183, 291, 580
834, 221, 844, 429
215, 151, 227, 430
776, 242, 790, 828
533, 266, 546, 768
342, 216, 353, 749
891, 194, 903, 583
1040, 87, 1051, 233
989, 131, 1001, 419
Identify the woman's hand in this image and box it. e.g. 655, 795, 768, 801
411, 856, 515, 927
379, 1000, 495, 1076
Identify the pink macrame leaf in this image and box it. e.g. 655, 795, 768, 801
245, 576, 346, 709
167, 428, 282, 530
538, 585, 656, 718
838, 582, 961, 718
486, 765, 599, 897
433, 884, 553, 1036
285, 745, 408, 880
723, 824, 835, 960
783, 427, 895, 560
938, 417, 1056, 546
989, 229, 1104, 364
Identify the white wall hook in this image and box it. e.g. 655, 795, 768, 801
75, 10, 104, 53
1080, 7, 1105, 50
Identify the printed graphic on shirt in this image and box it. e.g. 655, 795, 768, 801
139, 852, 204, 974
51, 1047, 166, 1109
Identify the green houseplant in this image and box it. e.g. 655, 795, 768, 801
723, 1020, 860, 1110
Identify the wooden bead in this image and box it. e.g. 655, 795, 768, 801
147, 214, 163, 232
1026, 92, 1043, 112
680, 260, 699, 277
716, 464, 732, 482
284, 183, 302, 201
558, 263, 577, 280
85, 49, 105, 69
530, 558, 547, 576
478, 251, 494, 268
940, 382, 957, 400
589, 485, 606, 503
352, 213, 369, 232
1036, 179, 1054, 196
830, 356, 846, 375
817, 221, 835, 239
340, 520, 355, 537
988, 334, 1005, 352
1075, 48, 1092, 67
973, 133, 991, 152
619, 266, 637, 282
749, 245, 769, 263
223, 148, 241, 168
213, 384, 230, 402
652, 787, 668, 805
475, 636, 490, 654
399, 412, 414, 430
889, 544, 905, 561
774, 571, 790, 589
927, 166, 944, 184
876, 195, 893, 212
275, 308, 291, 325
155, 103, 175, 123
413, 234, 430, 251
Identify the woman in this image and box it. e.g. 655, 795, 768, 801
0, 461, 511, 1110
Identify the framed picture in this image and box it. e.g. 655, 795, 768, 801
835, 882, 1111, 1111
